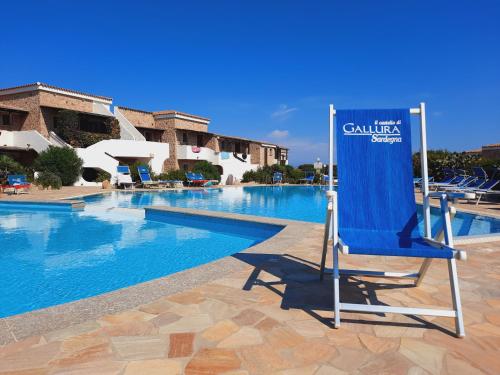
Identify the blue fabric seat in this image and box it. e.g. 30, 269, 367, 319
340, 229, 454, 258
335, 109, 452, 260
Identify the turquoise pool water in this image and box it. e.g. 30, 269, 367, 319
83, 186, 500, 237
0, 206, 281, 318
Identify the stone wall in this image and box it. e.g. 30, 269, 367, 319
117, 107, 155, 128
38, 91, 93, 113
0, 91, 42, 134
482, 146, 500, 160
249, 143, 262, 165
156, 118, 178, 171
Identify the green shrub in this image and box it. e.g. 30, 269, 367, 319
33, 146, 83, 186
35, 171, 62, 189
158, 169, 187, 182
54, 110, 120, 147
0, 155, 26, 175
413, 150, 499, 180
193, 161, 220, 181
95, 170, 111, 182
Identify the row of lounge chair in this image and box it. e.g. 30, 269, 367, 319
271, 171, 333, 185
117, 165, 217, 189
416, 167, 500, 204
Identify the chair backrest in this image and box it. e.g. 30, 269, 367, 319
336, 109, 418, 235
305, 171, 315, 179
457, 176, 476, 187
7, 175, 27, 185
273, 172, 283, 181
480, 178, 499, 191
195, 173, 205, 180
472, 167, 488, 180
137, 166, 152, 182
117, 165, 130, 175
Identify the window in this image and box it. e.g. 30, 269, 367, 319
235, 142, 241, 153
197, 134, 203, 147
182, 132, 188, 144
182, 163, 188, 171
0, 113, 10, 126
268, 148, 273, 156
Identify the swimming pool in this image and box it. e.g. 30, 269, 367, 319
82, 186, 500, 237
0, 205, 282, 318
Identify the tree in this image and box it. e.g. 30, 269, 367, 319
33, 146, 83, 186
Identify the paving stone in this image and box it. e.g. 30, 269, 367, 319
287, 339, 337, 367
98, 311, 155, 326
445, 354, 485, 375
329, 348, 373, 372
231, 309, 265, 326
100, 320, 156, 336
273, 364, 318, 375
159, 314, 212, 334
185, 348, 240, 375
358, 351, 411, 374
124, 359, 183, 375
44, 321, 100, 342
358, 333, 400, 353
168, 332, 194, 358
255, 317, 280, 332
407, 366, 431, 375
0, 335, 45, 358
315, 364, 349, 375
286, 319, 326, 338
168, 290, 205, 304
149, 312, 181, 328
265, 326, 304, 349
468, 322, 500, 337
399, 338, 446, 375
0, 341, 61, 373
138, 299, 173, 315
111, 336, 167, 360
50, 333, 111, 367
51, 359, 126, 374
218, 327, 263, 348
239, 343, 293, 373
201, 320, 240, 342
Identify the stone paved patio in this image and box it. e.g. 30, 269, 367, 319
0, 187, 499, 374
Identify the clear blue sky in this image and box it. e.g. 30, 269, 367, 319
2, 1, 499, 165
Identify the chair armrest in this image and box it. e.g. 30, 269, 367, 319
429, 191, 475, 200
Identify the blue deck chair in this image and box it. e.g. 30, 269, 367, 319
116, 165, 134, 189
466, 169, 500, 204
137, 166, 160, 188
272, 171, 283, 184
185, 172, 209, 186
325, 106, 469, 337
3, 175, 31, 194
299, 171, 315, 184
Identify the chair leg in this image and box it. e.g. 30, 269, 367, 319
415, 259, 432, 286
333, 246, 340, 328
448, 258, 465, 337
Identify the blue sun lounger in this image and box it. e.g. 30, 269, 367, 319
116, 165, 134, 189
272, 171, 283, 184
323, 104, 470, 337
299, 171, 315, 184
